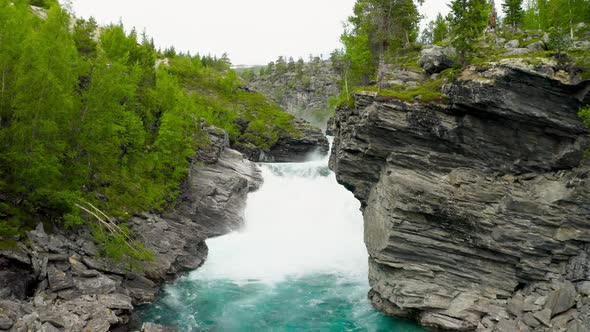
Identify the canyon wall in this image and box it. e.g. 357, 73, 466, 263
330, 60, 590, 331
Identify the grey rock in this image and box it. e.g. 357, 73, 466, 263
503, 48, 531, 56
142, 322, 178, 332
83, 318, 110, 332
534, 308, 552, 327
527, 41, 547, 51
0, 257, 34, 300
46, 264, 73, 291
572, 41, 590, 49
39, 322, 60, 332
97, 293, 133, 310
505, 39, 520, 49
508, 293, 525, 316
522, 312, 540, 327
545, 282, 577, 317
0, 317, 13, 330
330, 61, 590, 331
73, 275, 118, 294
576, 282, 590, 296
418, 46, 456, 74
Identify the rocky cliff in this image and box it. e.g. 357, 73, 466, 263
330, 60, 590, 331
237, 119, 330, 163
0, 127, 262, 332
247, 60, 339, 130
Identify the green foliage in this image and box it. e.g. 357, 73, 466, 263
72, 17, 98, 58
522, 0, 590, 33
449, 0, 489, 63
433, 13, 450, 44
503, 0, 524, 30
0, 1, 298, 263
357, 76, 448, 104
90, 222, 153, 271
580, 105, 590, 126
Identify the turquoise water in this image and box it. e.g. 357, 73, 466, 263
136, 152, 425, 332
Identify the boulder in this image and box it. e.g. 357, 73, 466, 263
418, 46, 456, 74
503, 48, 531, 56
545, 282, 577, 317
505, 39, 520, 49
527, 41, 546, 51
142, 322, 178, 332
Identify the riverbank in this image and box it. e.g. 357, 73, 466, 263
0, 127, 263, 332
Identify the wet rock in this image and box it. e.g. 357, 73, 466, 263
418, 46, 456, 74
142, 322, 178, 332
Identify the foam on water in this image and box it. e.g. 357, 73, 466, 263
135, 140, 425, 332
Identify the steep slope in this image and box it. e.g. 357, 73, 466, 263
246, 60, 340, 130
330, 60, 590, 331
0, 128, 262, 331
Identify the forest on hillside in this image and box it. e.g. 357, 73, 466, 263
328, 0, 590, 106
0, 0, 297, 261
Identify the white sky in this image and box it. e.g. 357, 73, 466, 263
67, 1, 462, 66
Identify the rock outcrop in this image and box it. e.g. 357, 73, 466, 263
418, 46, 457, 74
247, 60, 339, 130
238, 119, 330, 163
0, 127, 262, 332
330, 61, 590, 331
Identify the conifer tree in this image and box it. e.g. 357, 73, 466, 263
503, 0, 524, 31
433, 13, 450, 43
449, 0, 489, 63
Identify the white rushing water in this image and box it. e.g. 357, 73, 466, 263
188, 146, 367, 284
137, 140, 424, 331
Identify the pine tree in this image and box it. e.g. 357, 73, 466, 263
449, 0, 489, 63
433, 13, 450, 44
503, 0, 524, 31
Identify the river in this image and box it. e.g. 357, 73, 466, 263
135, 143, 424, 331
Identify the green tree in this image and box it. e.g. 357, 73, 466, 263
503, 0, 524, 31
275, 56, 287, 74
433, 13, 450, 44
72, 17, 98, 58
449, 0, 489, 63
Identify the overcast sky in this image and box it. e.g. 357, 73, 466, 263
68, 0, 458, 66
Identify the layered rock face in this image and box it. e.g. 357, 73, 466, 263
239, 119, 330, 163
0, 127, 261, 332
330, 62, 590, 331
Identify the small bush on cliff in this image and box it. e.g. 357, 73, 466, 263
580, 105, 590, 126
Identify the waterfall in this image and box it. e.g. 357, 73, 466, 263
136, 142, 424, 331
